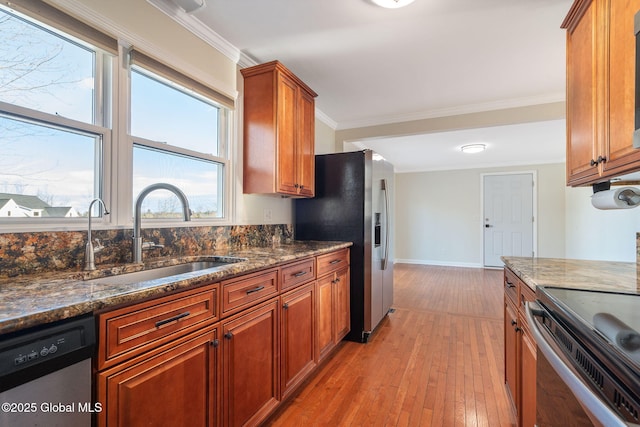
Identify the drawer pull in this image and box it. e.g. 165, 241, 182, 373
505, 281, 515, 288
246, 285, 265, 295
329, 259, 342, 265
224, 332, 233, 340
293, 271, 308, 278
155, 311, 190, 328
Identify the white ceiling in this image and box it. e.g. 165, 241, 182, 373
172, 0, 573, 172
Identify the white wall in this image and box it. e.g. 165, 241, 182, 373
565, 186, 640, 262
395, 163, 567, 267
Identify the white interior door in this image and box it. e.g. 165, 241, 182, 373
483, 173, 534, 267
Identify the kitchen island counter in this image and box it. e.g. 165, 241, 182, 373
502, 256, 639, 294
0, 241, 351, 334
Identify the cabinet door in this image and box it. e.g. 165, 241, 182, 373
602, 0, 640, 176
316, 273, 335, 362
334, 267, 350, 342
222, 299, 280, 427
297, 89, 315, 197
276, 73, 299, 196
520, 327, 537, 427
565, 0, 600, 185
504, 298, 518, 408
98, 325, 219, 427
281, 282, 316, 399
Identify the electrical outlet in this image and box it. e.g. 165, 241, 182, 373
263, 209, 272, 222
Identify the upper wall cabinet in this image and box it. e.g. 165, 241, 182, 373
563, 0, 640, 186
241, 61, 317, 197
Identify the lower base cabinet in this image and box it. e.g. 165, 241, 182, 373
96, 248, 350, 427
317, 266, 350, 362
97, 325, 220, 427
281, 282, 316, 400
222, 299, 280, 427
503, 267, 537, 427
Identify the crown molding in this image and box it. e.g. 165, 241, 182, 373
335, 92, 566, 130
315, 109, 337, 129
48, 0, 238, 100
146, 0, 240, 63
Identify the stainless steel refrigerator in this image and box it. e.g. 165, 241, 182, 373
294, 150, 394, 343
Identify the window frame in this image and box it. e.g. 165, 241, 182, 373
0, 4, 235, 232
127, 60, 233, 224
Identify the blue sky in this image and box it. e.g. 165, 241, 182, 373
0, 7, 222, 216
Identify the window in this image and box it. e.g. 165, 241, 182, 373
0, 5, 112, 221
0, 2, 234, 229
130, 62, 229, 220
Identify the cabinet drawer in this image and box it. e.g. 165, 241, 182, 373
222, 269, 278, 315
504, 268, 518, 306
317, 249, 349, 277
281, 258, 315, 290
98, 284, 218, 369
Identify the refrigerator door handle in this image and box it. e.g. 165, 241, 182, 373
381, 178, 390, 270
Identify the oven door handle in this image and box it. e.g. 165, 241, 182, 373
525, 301, 637, 427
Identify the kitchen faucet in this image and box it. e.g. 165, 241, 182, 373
132, 183, 191, 263
84, 198, 110, 271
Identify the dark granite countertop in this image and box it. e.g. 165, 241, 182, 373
502, 256, 640, 294
0, 241, 351, 335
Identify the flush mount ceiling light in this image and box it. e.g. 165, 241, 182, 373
460, 144, 486, 154
371, 0, 415, 8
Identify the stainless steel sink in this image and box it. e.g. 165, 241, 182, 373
84, 257, 244, 286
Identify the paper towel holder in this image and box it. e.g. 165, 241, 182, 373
592, 182, 640, 208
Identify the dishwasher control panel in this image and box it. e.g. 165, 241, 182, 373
0, 316, 95, 383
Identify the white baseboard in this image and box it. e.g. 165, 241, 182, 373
395, 258, 486, 269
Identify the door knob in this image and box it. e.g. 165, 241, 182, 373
485, 224, 492, 228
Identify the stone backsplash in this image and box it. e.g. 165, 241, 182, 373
0, 224, 292, 278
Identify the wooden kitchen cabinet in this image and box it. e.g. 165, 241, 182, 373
334, 267, 350, 342
280, 282, 316, 400
317, 260, 351, 361
96, 248, 350, 427
97, 283, 219, 370
504, 296, 518, 409
241, 60, 317, 197
97, 324, 220, 427
316, 272, 335, 361
221, 298, 280, 427
563, 0, 640, 186
503, 267, 538, 427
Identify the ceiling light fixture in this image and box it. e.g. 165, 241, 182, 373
172, 0, 206, 13
460, 144, 486, 154
371, 0, 415, 9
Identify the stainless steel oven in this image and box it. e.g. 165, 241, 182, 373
526, 287, 640, 427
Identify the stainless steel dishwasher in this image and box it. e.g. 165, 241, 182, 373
0, 315, 96, 427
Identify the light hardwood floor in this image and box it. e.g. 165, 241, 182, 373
266, 264, 517, 426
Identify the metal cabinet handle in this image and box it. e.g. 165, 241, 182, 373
329, 259, 342, 265
505, 281, 515, 288
224, 332, 233, 340
211, 339, 219, 347
293, 271, 308, 278
246, 285, 265, 295
511, 319, 517, 326
155, 311, 190, 328
283, 303, 289, 309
